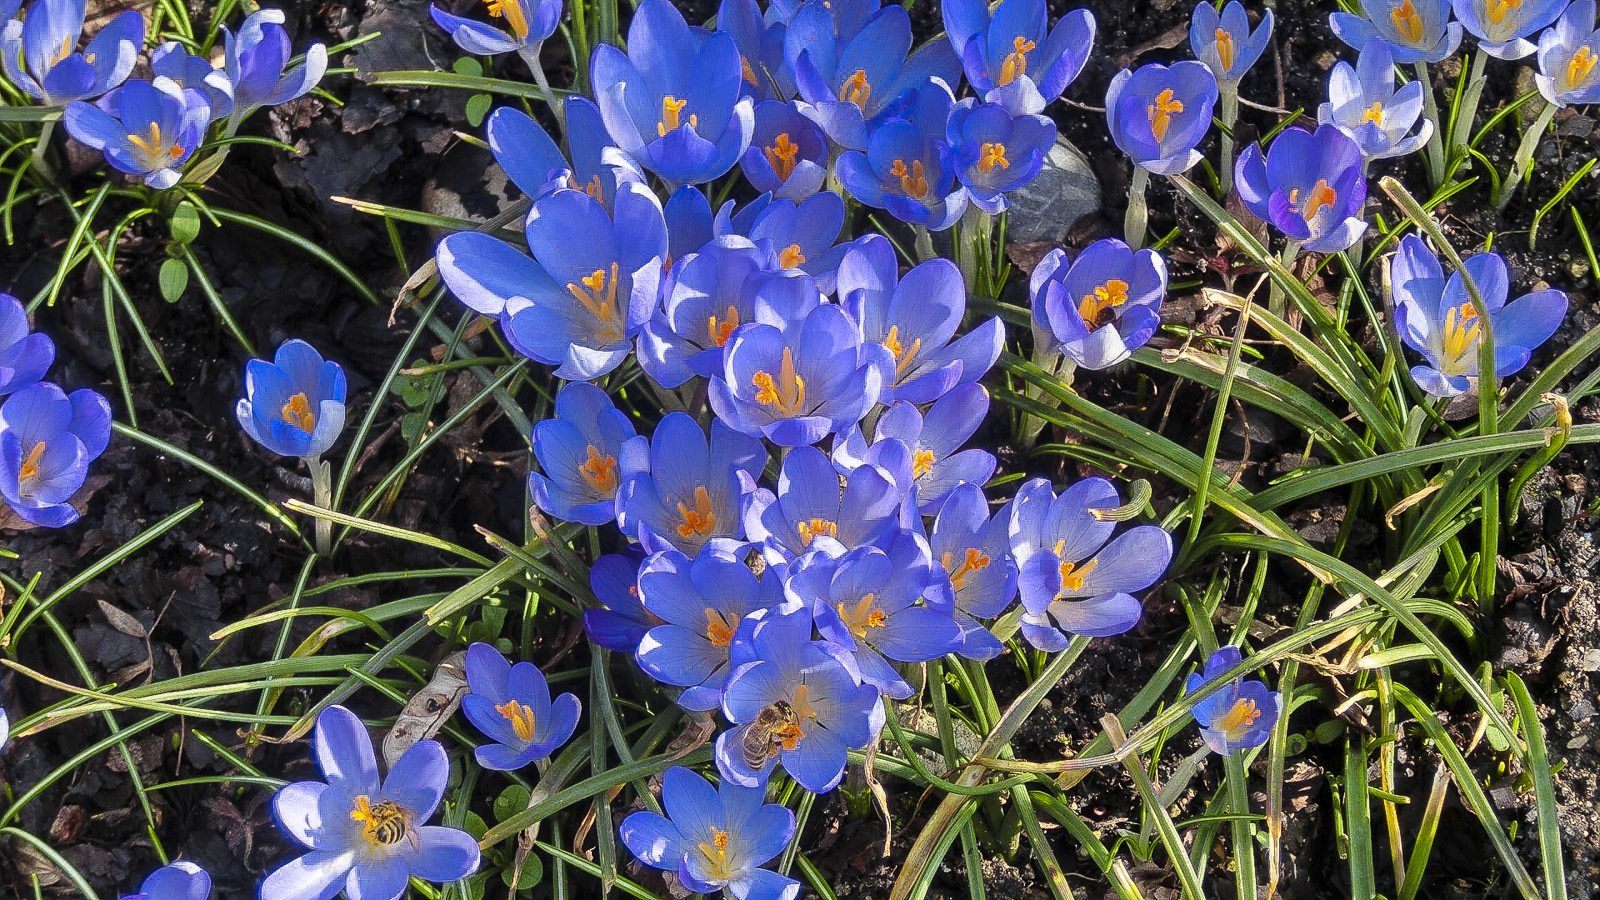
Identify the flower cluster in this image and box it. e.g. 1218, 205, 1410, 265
0, 0, 329, 189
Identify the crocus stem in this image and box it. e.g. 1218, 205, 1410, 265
1268, 239, 1300, 320
1412, 63, 1445, 188
309, 453, 333, 557
1218, 85, 1240, 197
520, 43, 566, 132
31, 119, 56, 183
1496, 100, 1557, 213
913, 225, 936, 262
1226, 752, 1258, 900
1018, 333, 1073, 450
1447, 50, 1488, 172
1125, 167, 1150, 250
957, 204, 993, 294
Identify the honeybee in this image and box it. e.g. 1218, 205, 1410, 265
740, 700, 799, 770
358, 799, 419, 850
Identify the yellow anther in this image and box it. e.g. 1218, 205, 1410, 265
55, 34, 72, 65
796, 517, 837, 546
657, 95, 697, 137
566, 262, 623, 342
280, 392, 316, 432
837, 592, 887, 638
1287, 178, 1338, 223
582, 173, 604, 201
765, 133, 800, 181
578, 443, 620, 494
675, 485, 718, 541
889, 158, 929, 199
1486, 0, 1521, 27
742, 55, 759, 85
941, 547, 992, 592
1052, 538, 1098, 593
1440, 302, 1482, 372
486, 0, 530, 39
1215, 27, 1235, 73
1390, 0, 1425, 44
778, 243, 807, 269
18, 440, 45, 482
495, 699, 539, 742
882, 324, 923, 378
839, 69, 871, 110
708, 304, 740, 347
977, 142, 1010, 174
1567, 46, 1598, 90
751, 346, 806, 415
1362, 101, 1385, 125
1218, 697, 1262, 738
1147, 88, 1185, 142
704, 607, 737, 646
912, 448, 936, 480
698, 827, 734, 880
997, 35, 1036, 87
127, 122, 175, 165
1077, 279, 1129, 328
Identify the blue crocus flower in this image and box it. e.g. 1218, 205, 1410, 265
1104, 61, 1218, 176
1318, 39, 1433, 162
0, 707, 8, 751
430, 0, 561, 56
719, 0, 793, 101
584, 550, 660, 653
1186, 646, 1282, 755
461, 642, 581, 770
0, 0, 141, 105
1008, 477, 1173, 650
0, 384, 111, 528
1535, 0, 1600, 107
946, 99, 1056, 214
836, 78, 967, 230
65, 78, 211, 190
717, 191, 853, 293
665, 185, 715, 270
1190, 1, 1274, 85
636, 546, 784, 709
529, 383, 650, 526
839, 237, 1002, 403
591, 0, 755, 185
617, 411, 766, 556
710, 299, 886, 447
942, 0, 1095, 114
745, 445, 900, 563
265, 706, 479, 900
1391, 234, 1568, 397
717, 608, 883, 792
620, 766, 800, 900
740, 101, 830, 201
151, 42, 235, 121
834, 384, 997, 515
1236, 124, 1368, 254
790, 2, 960, 152
1452, 0, 1567, 58
796, 533, 964, 699
118, 862, 211, 900
0, 294, 53, 397
223, 10, 327, 115
1330, 0, 1462, 63
235, 339, 347, 460
485, 100, 646, 209
929, 483, 1019, 660
640, 236, 785, 388
1030, 238, 1167, 370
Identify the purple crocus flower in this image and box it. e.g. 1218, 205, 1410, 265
744, 445, 900, 563
1030, 238, 1167, 370
264, 706, 479, 900
717, 608, 883, 792
529, 383, 650, 526
1452, 0, 1567, 58
65, 78, 210, 190
740, 101, 829, 201
942, 0, 1095, 114
833, 384, 997, 515
222, 10, 328, 115
0, 294, 53, 397
235, 340, 347, 460
716, 191, 853, 293
584, 550, 660, 653
1186, 646, 1282, 755
1535, 0, 1600, 107
837, 234, 1003, 405
1008, 477, 1173, 650
591, 0, 755, 185
1330, 0, 1462, 63
430, 0, 562, 56
929, 483, 1019, 660
0, 0, 141, 105
118, 862, 211, 900
796, 532, 964, 699
947, 99, 1056, 214
1190, 1, 1274, 85
617, 411, 766, 556
836, 78, 967, 230
636, 546, 784, 709
620, 766, 800, 900
1104, 61, 1218, 176
640, 237, 786, 388
485, 99, 645, 210
151, 42, 235, 121
1391, 234, 1567, 397
460, 643, 581, 770
790, 2, 960, 151
1235, 125, 1368, 254
1318, 39, 1433, 162
665, 185, 716, 271
710, 300, 886, 447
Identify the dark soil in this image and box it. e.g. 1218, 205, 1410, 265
0, 0, 1596, 898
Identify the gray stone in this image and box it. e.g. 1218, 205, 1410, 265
1004, 135, 1101, 244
